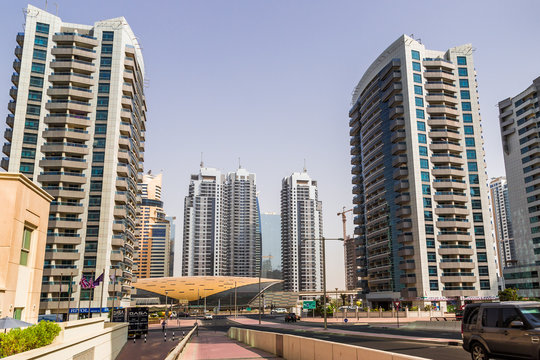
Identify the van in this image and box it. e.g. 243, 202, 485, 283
462, 301, 540, 360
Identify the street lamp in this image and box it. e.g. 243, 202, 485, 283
303, 237, 344, 330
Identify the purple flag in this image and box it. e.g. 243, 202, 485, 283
92, 272, 104, 286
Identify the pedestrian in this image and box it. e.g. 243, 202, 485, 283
161, 319, 167, 333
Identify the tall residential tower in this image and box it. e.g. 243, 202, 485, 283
1, 5, 147, 318
349, 35, 498, 308
281, 170, 323, 292
499, 76, 540, 296
489, 177, 515, 273
182, 166, 261, 277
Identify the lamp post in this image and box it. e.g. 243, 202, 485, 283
303, 237, 343, 330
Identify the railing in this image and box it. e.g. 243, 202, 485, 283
51, 58, 94, 66
50, 72, 93, 79
440, 259, 473, 262
40, 171, 84, 177
53, 45, 96, 53
439, 245, 471, 249
54, 32, 97, 40
49, 85, 92, 92
43, 142, 88, 148
44, 128, 89, 134
46, 113, 90, 120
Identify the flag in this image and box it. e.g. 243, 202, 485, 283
110, 273, 116, 283
79, 277, 93, 289
92, 272, 104, 286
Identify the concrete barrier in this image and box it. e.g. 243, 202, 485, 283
227, 327, 429, 360
164, 324, 198, 360
5, 318, 127, 360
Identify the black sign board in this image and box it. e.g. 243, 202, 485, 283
127, 307, 148, 338
112, 308, 126, 323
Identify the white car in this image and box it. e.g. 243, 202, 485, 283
272, 308, 287, 314
204, 313, 213, 320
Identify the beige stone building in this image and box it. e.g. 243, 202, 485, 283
0, 173, 53, 323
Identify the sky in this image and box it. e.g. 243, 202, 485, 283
0, 0, 539, 290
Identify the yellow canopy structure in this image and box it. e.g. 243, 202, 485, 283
132, 276, 281, 302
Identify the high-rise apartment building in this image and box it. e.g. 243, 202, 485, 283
489, 177, 515, 273
166, 216, 176, 276
281, 170, 323, 292
349, 35, 498, 308
261, 212, 282, 277
182, 166, 261, 277
499, 76, 540, 296
135, 173, 170, 278
1, 5, 146, 318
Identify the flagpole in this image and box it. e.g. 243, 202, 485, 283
56, 272, 62, 322
77, 275, 82, 320
99, 268, 105, 317
67, 272, 73, 321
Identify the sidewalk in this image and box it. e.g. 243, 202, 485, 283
229, 316, 462, 345
179, 329, 279, 359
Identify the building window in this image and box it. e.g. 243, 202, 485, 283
468, 162, 478, 172
461, 90, 471, 100
416, 109, 425, 119
98, 84, 110, 93
23, 133, 37, 144
414, 85, 423, 95
425, 225, 434, 235
415, 97, 424, 107
34, 36, 48, 47
459, 79, 469, 88
28, 90, 42, 101
36, 22, 50, 34
466, 150, 477, 159
463, 113, 472, 123
93, 138, 106, 148
430, 280, 439, 290
471, 187, 480, 197
423, 197, 432, 208
92, 152, 105, 163
91, 166, 104, 177
465, 137, 475, 147
417, 121, 426, 131
96, 110, 108, 120
33, 49, 46, 60
20, 227, 32, 266
418, 134, 427, 144
457, 56, 467, 65
411, 50, 420, 60
476, 239, 486, 249
422, 184, 431, 195
86, 226, 99, 237
479, 266, 489, 276
99, 70, 111, 80
469, 174, 479, 184
412, 61, 421, 71
480, 280, 490, 290
13, 308, 23, 320
21, 148, 35, 159
477, 253, 487, 262
31, 62, 45, 74
458, 67, 468, 76
88, 211, 100, 221
427, 252, 436, 262
472, 199, 482, 209
89, 195, 101, 206
473, 213, 483, 222
30, 76, 43, 88
462, 102, 472, 111
102, 31, 114, 41
413, 73, 422, 83
420, 158, 429, 169
475, 226, 485, 236
100, 57, 112, 67
426, 238, 435, 248
19, 163, 34, 173
97, 97, 109, 106
421, 171, 429, 182
464, 126, 474, 135
90, 180, 103, 191
428, 266, 437, 276
102, 44, 113, 54
419, 146, 428, 156
26, 105, 41, 116
424, 210, 433, 221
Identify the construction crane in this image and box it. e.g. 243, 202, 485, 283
337, 207, 356, 291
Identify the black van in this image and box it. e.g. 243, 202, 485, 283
462, 301, 540, 360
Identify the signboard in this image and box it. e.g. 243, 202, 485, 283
303, 301, 316, 310
112, 308, 126, 323
69, 307, 109, 314
128, 307, 148, 338
393, 301, 401, 309
246, 307, 251, 311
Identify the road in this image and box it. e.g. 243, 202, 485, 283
200, 317, 470, 360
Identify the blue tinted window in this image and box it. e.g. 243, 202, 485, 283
421, 171, 429, 182
102, 44, 113, 54
94, 138, 106, 148
31, 62, 45, 74
30, 76, 43, 88
430, 280, 439, 290
416, 109, 425, 119
415, 97, 424, 107
462, 102, 472, 111
414, 85, 423, 95
422, 184, 431, 195
100, 57, 112, 67
26, 104, 40, 116
473, 213, 483, 222
458, 67, 468, 76
424, 210, 433, 221
413, 73, 422, 83
411, 50, 420, 60
99, 70, 111, 80
457, 56, 467, 65
426, 238, 435, 248
423, 197, 432, 208
417, 121, 425, 131
97, 97, 109, 106
464, 126, 474, 135
91, 166, 104, 176
34, 36, 48, 47
419, 146, 428, 156
428, 266, 437, 276
102, 31, 114, 41
471, 187, 480, 197
412, 62, 421, 71
427, 252, 436, 261
461, 90, 470, 100
463, 114, 473, 123
92, 152, 105, 162
28, 90, 42, 101
95, 124, 107, 134
96, 110, 108, 120
426, 225, 434, 235
420, 158, 429, 169
98, 84, 110, 93
459, 79, 469, 88
465, 137, 475, 147
418, 134, 427, 144
33, 49, 46, 60
36, 22, 50, 34
467, 150, 477, 159
468, 162, 478, 172
480, 280, 490, 290
472, 199, 482, 209
469, 174, 479, 184
477, 253, 487, 262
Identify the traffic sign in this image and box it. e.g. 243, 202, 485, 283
303, 301, 316, 310
393, 301, 401, 309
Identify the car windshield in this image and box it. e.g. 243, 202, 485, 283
520, 307, 540, 324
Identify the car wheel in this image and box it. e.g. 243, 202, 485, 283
470, 342, 488, 360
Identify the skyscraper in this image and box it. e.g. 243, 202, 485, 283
182, 166, 261, 277
349, 35, 498, 308
281, 170, 323, 292
499, 77, 540, 296
489, 177, 515, 274
1, 5, 146, 318
261, 212, 282, 277
135, 173, 170, 278
166, 216, 176, 277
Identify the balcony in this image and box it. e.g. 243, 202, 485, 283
46, 234, 81, 245
11, 73, 19, 86
43, 187, 85, 199
3, 143, 11, 156
437, 233, 472, 242
442, 289, 476, 297
389, 107, 404, 119
48, 218, 84, 230
39, 157, 88, 170
423, 59, 455, 70
45, 114, 91, 128
424, 70, 455, 82
41, 142, 89, 156
395, 206, 411, 217
393, 168, 408, 179
395, 194, 410, 204
6, 114, 14, 127
429, 129, 462, 141
438, 246, 474, 256
114, 206, 127, 218
1, 157, 8, 171
430, 155, 464, 165
430, 141, 462, 152
436, 219, 471, 229
433, 191, 467, 203
398, 247, 414, 257
38, 171, 86, 184
391, 143, 407, 155
49, 202, 84, 215
9, 87, 17, 100
400, 275, 416, 285
396, 220, 412, 230
13, 60, 21, 73
48, 72, 94, 86
16, 32, 24, 46
431, 167, 465, 177
14, 46, 23, 60
8, 101, 16, 114
439, 259, 475, 269
45, 100, 92, 113
427, 105, 460, 117
391, 130, 406, 143
435, 205, 469, 216
399, 261, 415, 270
51, 46, 97, 59
47, 86, 93, 100
397, 233, 413, 244
4, 128, 12, 142
111, 252, 123, 262
44, 249, 80, 261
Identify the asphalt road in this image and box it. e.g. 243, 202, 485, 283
199, 318, 470, 360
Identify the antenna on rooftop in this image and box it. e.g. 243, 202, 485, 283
303, 159, 307, 173
238, 157, 242, 169
200, 152, 204, 168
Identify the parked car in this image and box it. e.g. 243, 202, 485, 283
285, 313, 299, 322
203, 313, 213, 320
272, 308, 287, 314
177, 311, 190, 317
462, 301, 540, 360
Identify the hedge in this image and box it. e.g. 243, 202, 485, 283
0, 321, 61, 358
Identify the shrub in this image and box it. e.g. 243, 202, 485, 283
0, 321, 61, 357
410, 306, 418, 311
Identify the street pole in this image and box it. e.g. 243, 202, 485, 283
56, 273, 62, 322
322, 237, 327, 330
67, 272, 73, 321
234, 281, 237, 319
258, 254, 262, 324
165, 291, 168, 319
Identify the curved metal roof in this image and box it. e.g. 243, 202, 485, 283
132, 276, 282, 301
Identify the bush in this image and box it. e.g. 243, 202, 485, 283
0, 321, 61, 357
410, 306, 418, 311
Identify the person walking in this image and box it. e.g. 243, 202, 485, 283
161, 319, 167, 333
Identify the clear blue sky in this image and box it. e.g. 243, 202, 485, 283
1, 0, 539, 289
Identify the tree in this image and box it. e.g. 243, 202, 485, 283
498, 288, 521, 301
340, 293, 347, 306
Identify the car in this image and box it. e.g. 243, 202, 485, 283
272, 308, 287, 314
203, 313, 213, 320
462, 301, 540, 360
177, 311, 190, 318
285, 313, 298, 322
